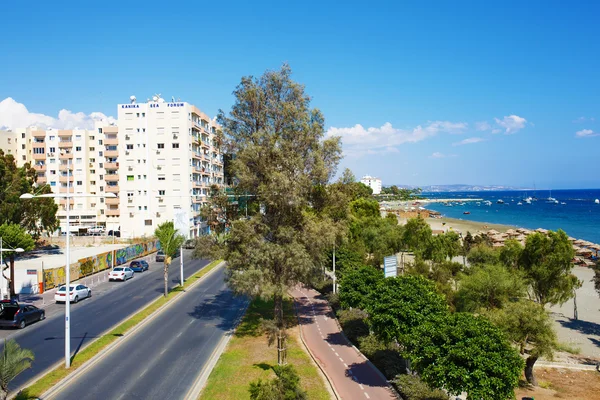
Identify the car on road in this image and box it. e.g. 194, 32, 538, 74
0, 300, 45, 329
107, 230, 121, 237
155, 250, 165, 262
129, 260, 149, 272
55, 284, 92, 303
109, 267, 134, 281
183, 239, 196, 249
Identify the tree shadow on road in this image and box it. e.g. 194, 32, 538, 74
325, 331, 351, 347
345, 361, 391, 390
187, 289, 243, 331
558, 318, 600, 338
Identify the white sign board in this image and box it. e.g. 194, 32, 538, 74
173, 209, 190, 239
383, 255, 397, 278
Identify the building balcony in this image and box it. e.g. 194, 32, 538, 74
59, 175, 74, 183
59, 152, 73, 159
37, 176, 47, 185
104, 162, 119, 170
33, 164, 46, 172
106, 209, 120, 216
192, 181, 202, 189
103, 126, 118, 134
105, 185, 119, 193
32, 143, 46, 151
58, 141, 73, 148
104, 137, 118, 145
32, 153, 46, 160
105, 197, 120, 205
32, 130, 46, 138
56, 186, 75, 194
58, 130, 72, 137
104, 150, 118, 157
104, 174, 119, 182
59, 198, 74, 206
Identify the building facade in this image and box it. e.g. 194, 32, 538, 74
360, 175, 382, 195
117, 96, 224, 239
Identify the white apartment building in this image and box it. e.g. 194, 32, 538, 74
0, 125, 118, 231
360, 175, 382, 195
117, 95, 224, 239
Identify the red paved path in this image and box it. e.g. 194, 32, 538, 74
291, 286, 397, 400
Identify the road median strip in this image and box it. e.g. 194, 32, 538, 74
13, 259, 223, 400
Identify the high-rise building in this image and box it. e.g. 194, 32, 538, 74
0, 124, 118, 231
360, 175, 382, 195
117, 95, 224, 239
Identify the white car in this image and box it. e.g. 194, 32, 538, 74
109, 267, 134, 281
55, 284, 92, 303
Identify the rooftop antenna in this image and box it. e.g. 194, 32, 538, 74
130, 95, 137, 104
171, 96, 175, 102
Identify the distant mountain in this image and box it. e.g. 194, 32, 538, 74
388, 184, 532, 192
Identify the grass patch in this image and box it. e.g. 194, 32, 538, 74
556, 341, 582, 355
199, 298, 331, 400
15, 259, 223, 400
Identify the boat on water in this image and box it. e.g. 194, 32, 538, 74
483, 200, 492, 206
560, 202, 567, 205
546, 190, 557, 203
497, 199, 505, 204
463, 211, 471, 215
595, 199, 599, 204
517, 202, 523, 205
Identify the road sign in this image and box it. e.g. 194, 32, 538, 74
383, 255, 397, 278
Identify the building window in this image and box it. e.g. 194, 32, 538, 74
158, 190, 165, 195
172, 143, 179, 149
126, 144, 133, 150
91, 181, 96, 185
89, 147, 95, 151
50, 181, 56, 186
127, 175, 134, 181
22, 133, 25, 138
157, 143, 164, 149
99, 140, 103, 145
145, 219, 152, 226
99, 151, 103, 156
99, 163, 103, 168
49, 147, 56, 153
76, 181, 82, 185
158, 176, 165, 181
98, 128, 103, 133
99, 175, 103, 179
144, 206, 147, 210
76, 146, 82, 151
75, 135, 82, 140
34, 148, 45, 154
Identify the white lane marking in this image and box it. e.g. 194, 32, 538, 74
359, 383, 364, 390
335, 352, 339, 357
160, 349, 167, 355
139, 367, 150, 378
177, 332, 183, 338
339, 357, 344, 362
352, 375, 358, 382
364, 392, 370, 399
331, 348, 335, 352
344, 363, 348, 368
327, 343, 331, 347
188, 320, 194, 325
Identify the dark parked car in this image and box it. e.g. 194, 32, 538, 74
0, 300, 45, 329
107, 230, 121, 237
155, 250, 165, 262
129, 260, 149, 272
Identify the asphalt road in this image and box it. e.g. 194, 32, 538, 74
4, 250, 209, 390
52, 267, 246, 400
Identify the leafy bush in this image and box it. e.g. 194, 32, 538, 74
357, 334, 409, 379
326, 292, 340, 311
312, 278, 333, 295
337, 308, 369, 344
249, 364, 307, 400
392, 375, 448, 400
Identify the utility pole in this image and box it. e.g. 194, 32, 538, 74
180, 244, 184, 287
332, 243, 336, 294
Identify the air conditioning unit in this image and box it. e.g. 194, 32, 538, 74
158, 197, 164, 202
156, 212, 160, 217
128, 166, 133, 171
156, 149, 161, 154
89, 163, 93, 167
128, 198, 133, 203
125, 135, 130, 140
129, 212, 134, 217
125, 151, 129, 155
157, 165, 162, 170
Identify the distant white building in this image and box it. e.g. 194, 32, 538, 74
360, 175, 382, 194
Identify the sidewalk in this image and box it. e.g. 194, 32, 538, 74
291, 286, 397, 400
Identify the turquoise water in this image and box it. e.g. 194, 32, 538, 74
424, 189, 600, 244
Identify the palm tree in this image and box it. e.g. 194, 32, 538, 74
0, 339, 34, 400
154, 221, 185, 297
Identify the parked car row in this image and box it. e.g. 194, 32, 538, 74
0, 300, 45, 329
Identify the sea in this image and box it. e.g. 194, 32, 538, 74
424, 189, 600, 244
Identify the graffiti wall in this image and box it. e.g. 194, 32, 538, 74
44, 240, 159, 289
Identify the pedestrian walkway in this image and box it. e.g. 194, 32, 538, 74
291, 286, 397, 400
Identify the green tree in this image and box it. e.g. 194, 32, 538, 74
366, 275, 447, 344
406, 313, 523, 400
0, 339, 34, 400
0, 224, 35, 297
0, 151, 58, 238
338, 265, 383, 309
592, 260, 600, 298
499, 239, 523, 269
466, 244, 499, 266
441, 231, 461, 261
213, 65, 342, 365
486, 300, 558, 386
519, 230, 577, 307
402, 218, 433, 257
459, 231, 475, 266
455, 264, 526, 312
154, 221, 185, 297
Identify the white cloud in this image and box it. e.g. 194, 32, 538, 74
0, 97, 116, 130
326, 120, 467, 157
429, 152, 457, 159
491, 128, 501, 134
575, 129, 598, 138
453, 137, 485, 146
494, 115, 527, 134
475, 121, 491, 131
573, 116, 595, 123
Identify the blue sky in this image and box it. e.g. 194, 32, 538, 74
1, 1, 598, 189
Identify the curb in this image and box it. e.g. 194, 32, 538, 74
535, 362, 599, 371
184, 297, 250, 400
309, 288, 401, 399
25, 261, 224, 400
292, 294, 341, 400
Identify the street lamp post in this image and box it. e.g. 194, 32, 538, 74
0, 238, 24, 300
21, 185, 115, 369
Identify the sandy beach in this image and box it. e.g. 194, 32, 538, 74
398, 216, 514, 235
